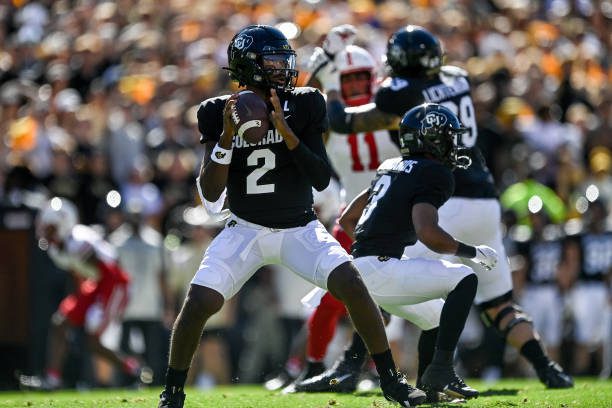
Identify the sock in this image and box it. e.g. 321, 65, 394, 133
520, 339, 550, 370
437, 274, 477, 351
343, 331, 368, 370
332, 224, 353, 252
46, 368, 61, 380
431, 349, 454, 366
306, 292, 347, 360
285, 356, 302, 377
371, 349, 397, 385
45, 368, 62, 387
165, 366, 189, 394
122, 356, 140, 376
417, 328, 438, 381
303, 360, 325, 377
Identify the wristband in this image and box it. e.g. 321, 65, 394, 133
455, 242, 477, 258
210, 143, 232, 165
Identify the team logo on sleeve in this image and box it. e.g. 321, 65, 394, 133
421, 112, 447, 134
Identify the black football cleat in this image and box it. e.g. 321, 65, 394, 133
292, 359, 360, 393
158, 389, 185, 408
420, 364, 479, 400
536, 362, 574, 389
264, 369, 294, 391
381, 374, 427, 407
281, 361, 326, 393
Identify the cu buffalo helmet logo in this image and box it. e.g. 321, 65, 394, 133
421, 111, 447, 134
234, 35, 253, 51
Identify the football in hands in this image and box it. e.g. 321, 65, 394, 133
231, 90, 270, 144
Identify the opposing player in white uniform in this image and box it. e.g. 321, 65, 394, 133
20, 197, 149, 390
325, 45, 399, 202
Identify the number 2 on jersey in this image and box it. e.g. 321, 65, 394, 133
348, 132, 380, 171
441, 96, 477, 148
246, 149, 275, 194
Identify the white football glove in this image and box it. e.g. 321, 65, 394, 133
308, 47, 340, 92
322, 24, 357, 56
471, 245, 498, 271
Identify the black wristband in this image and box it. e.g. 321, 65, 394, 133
456, 242, 477, 258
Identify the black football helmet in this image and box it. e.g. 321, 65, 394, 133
227, 25, 298, 91
399, 103, 471, 169
386, 25, 442, 78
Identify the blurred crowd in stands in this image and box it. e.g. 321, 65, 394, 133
0, 0, 610, 390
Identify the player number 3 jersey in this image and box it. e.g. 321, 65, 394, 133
353, 157, 454, 259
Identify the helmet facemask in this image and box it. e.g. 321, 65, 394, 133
420, 126, 471, 169
259, 52, 298, 91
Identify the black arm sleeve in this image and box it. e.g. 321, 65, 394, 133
327, 99, 354, 134
290, 90, 331, 191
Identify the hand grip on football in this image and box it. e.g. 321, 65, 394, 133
230, 91, 269, 144
471, 245, 498, 271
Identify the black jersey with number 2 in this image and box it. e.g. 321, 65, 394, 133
197, 87, 331, 228
352, 157, 454, 259
374, 66, 497, 199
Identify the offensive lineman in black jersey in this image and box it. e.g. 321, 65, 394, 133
307, 25, 572, 390
158, 25, 426, 408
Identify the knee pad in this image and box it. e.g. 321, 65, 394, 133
480, 304, 532, 338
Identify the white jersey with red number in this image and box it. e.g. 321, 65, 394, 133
48, 224, 118, 280
326, 129, 399, 202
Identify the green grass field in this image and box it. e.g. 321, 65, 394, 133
2, 379, 611, 408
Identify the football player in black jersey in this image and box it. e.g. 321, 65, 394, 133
300, 103, 495, 400
158, 25, 426, 408
513, 211, 565, 362
560, 199, 612, 375
308, 25, 573, 390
